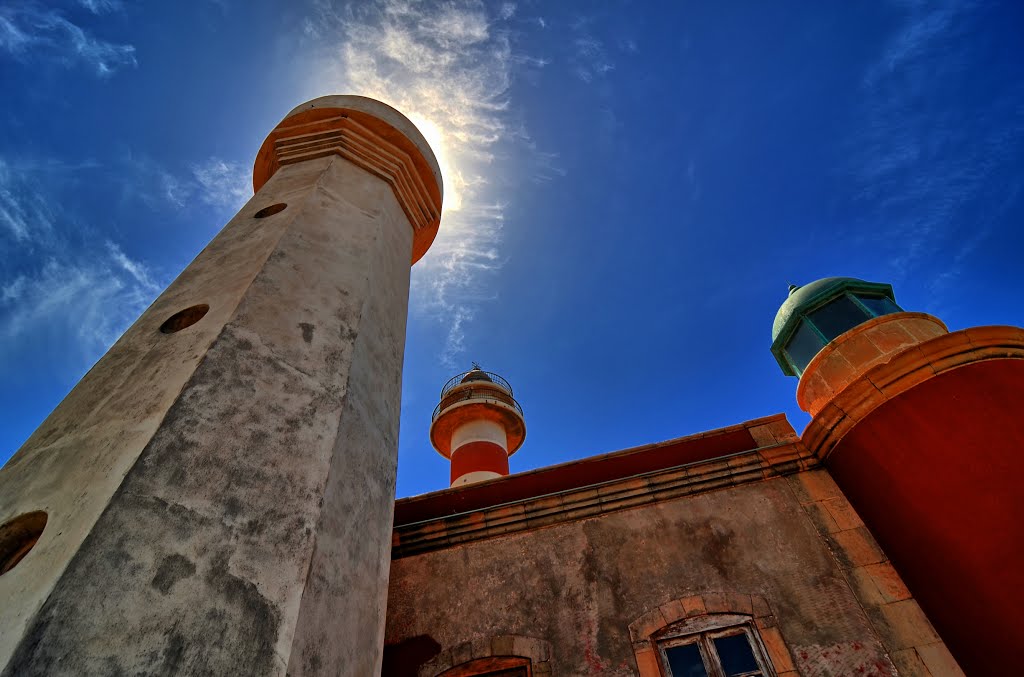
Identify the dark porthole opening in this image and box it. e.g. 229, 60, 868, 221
0, 511, 48, 576
254, 203, 287, 219
160, 304, 210, 334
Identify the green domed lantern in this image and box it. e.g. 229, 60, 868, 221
771, 277, 902, 377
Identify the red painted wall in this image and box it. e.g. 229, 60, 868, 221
828, 359, 1024, 675
450, 441, 509, 483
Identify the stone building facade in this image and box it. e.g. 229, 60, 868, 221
384, 416, 955, 677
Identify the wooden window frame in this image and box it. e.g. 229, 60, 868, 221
628, 593, 797, 677
655, 614, 775, 677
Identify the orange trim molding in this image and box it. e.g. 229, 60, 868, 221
254, 105, 442, 264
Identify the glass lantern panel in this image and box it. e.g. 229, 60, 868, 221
857, 294, 901, 317
808, 294, 870, 341
784, 319, 826, 373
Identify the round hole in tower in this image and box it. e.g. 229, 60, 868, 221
254, 203, 287, 219
0, 511, 47, 576
160, 304, 210, 334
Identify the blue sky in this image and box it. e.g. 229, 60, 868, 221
2, 0, 1022, 497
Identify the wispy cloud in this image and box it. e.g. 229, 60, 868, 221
115, 154, 249, 213
513, 133, 565, 184
0, 254, 154, 353
864, 1, 961, 87
191, 158, 251, 211
570, 17, 614, 83
0, 155, 163, 374
78, 0, 122, 14
529, 150, 566, 184
618, 37, 638, 54
849, 0, 1024, 300
106, 240, 159, 294
0, 4, 136, 77
0, 158, 56, 242
305, 0, 551, 366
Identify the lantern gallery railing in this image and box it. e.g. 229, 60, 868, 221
438, 370, 514, 399
432, 388, 524, 422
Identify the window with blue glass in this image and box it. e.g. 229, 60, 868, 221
806, 294, 870, 341
657, 619, 774, 677
783, 318, 826, 375
855, 294, 901, 318
782, 290, 904, 375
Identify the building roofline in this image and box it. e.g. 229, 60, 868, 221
392, 413, 811, 558
395, 413, 792, 527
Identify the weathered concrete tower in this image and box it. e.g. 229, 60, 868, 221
0, 95, 441, 676
772, 276, 1024, 675
429, 367, 525, 486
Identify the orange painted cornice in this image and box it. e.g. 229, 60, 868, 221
797, 312, 947, 416
253, 96, 443, 264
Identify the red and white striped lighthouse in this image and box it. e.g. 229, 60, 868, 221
429, 366, 526, 487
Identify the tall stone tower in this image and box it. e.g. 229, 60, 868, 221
771, 276, 1024, 675
0, 95, 442, 676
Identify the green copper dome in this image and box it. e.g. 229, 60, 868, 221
771, 277, 901, 377
772, 277, 861, 342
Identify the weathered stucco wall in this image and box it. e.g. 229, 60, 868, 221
0, 154, 308, 668
2, 150, 415, 676
385, 475, 897, 677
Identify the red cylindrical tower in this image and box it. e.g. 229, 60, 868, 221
772, 277, 1024, 675
429, 367, 526, 487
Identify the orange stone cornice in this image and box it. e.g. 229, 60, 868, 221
797, 312, 948, 417
253, 95, 443, 264
802, 325, 1024, 461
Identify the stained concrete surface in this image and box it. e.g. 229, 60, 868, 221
2, 152, 415, 676
0, 153, 301, 667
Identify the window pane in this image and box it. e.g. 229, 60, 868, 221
714, 633, 759, 676
807, 294, 870, 341
665, 644, 709, 677
857, 294, 901, 317
784, 319, 825, 373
